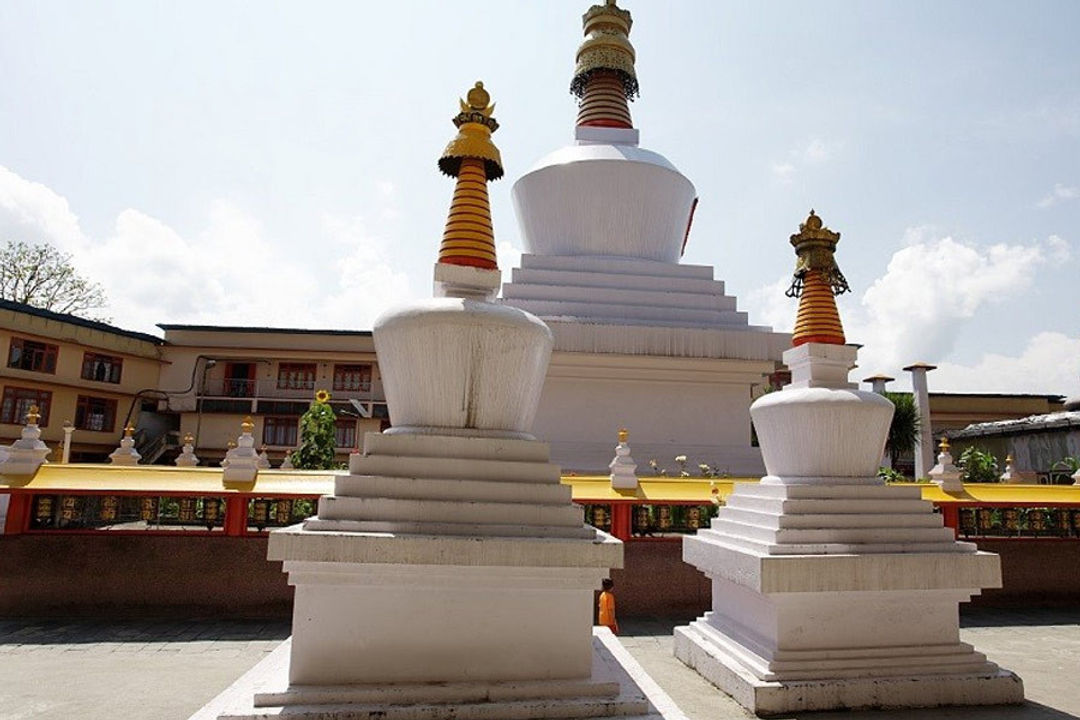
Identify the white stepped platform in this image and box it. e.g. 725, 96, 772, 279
500, 254, 762, 331
676, 477, 1024, 714
193, 629, 686, 720
254, 430, 627, 698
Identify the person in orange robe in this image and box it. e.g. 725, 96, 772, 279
598, 578, 618, 634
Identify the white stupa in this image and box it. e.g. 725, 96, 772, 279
674, 212, 1024, 715
501, 0, 788, 473
197, 81, 679, 720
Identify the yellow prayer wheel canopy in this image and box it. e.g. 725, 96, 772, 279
438, 82, 503, 181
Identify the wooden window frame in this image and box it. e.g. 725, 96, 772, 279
0, 386, 53, 427
81, 352, 124, 384
332, 364, 372, 393
262, 416, 299, 447
334, 417, 357, 449
7, 337, 59, 374
74, 395, 118, 433
276, 363, 317, 391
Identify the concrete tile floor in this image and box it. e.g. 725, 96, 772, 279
0, 608, 1077, 720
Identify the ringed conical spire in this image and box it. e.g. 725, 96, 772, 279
437, 82, 503, 270
571, 0, 638, 129
786, 210, 850, 346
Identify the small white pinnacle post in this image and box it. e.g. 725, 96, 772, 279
928, 436, 963, 493
609, 427, 639, 490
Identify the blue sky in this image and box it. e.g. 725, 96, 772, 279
1, 1, 1077, 395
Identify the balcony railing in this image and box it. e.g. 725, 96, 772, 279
201, 377, 384, 403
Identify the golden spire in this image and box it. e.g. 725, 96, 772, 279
787, 210, 849, 346
25, 405, 40, 426
618, 427, 629, 443
183, 433, 194, 445
571, 0, 638, 128
241, 416, 255, 434
124, 425, 135, 438
939, 436, 951, 454
437, 81, 504, 270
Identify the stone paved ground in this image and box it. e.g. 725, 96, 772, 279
0, 608, 1076, 720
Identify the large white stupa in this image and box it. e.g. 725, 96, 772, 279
501, 0, 788, 474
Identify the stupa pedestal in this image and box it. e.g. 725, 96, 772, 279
674, 213, 1023, 715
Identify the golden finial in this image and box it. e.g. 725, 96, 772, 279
787, 210, 849, 347
1005, 453, 1014, 465
25, 405, 40, 425
939, 436, 951, 453
618, 428, 629, 443
183, 433, 194, 445
571, 0, 638, 132
241, 416, 255, 433
227, 440, 237, 449
124, 425, 135, 438
439, 81, 502, 181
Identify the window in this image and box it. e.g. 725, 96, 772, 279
335, 418, 357, 449
75, 396, 117, 432
7, 338, 59, 374
263, 416, 298, 447
277, 363, 316, 391
1, 387, 52, 427
81, 352, 123, 384
333, 364, 372, 392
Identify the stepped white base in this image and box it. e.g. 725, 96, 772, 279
192, 629, 684, 720
677, 477, 1024, 714
674, 621, 1022, 716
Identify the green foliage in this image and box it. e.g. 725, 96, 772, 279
958, 446, 1000, 483
0, 239, 109, 320
883, 392, 920, 468
877, 466, 906, 482
290, 396, 337, 470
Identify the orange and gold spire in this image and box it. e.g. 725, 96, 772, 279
571, 0, 638, 129
437, 81, 503, 270
786, 210, 850, 346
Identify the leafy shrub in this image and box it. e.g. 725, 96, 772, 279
958, 447, 999, 483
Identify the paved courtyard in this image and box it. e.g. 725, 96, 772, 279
0, 607, 1076, 719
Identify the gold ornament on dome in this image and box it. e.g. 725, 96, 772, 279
241, 416, 255, 433
25, 405, 40, 425
440, 81, 503, 180
183, 433, 194, 445
939, 436, 951, 453
786, 209, 850, 298
618, 428, 629, 443
572, 0, 638, 99
124, 425, 135, 438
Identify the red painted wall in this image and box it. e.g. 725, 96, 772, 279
0, 535, 1075, 619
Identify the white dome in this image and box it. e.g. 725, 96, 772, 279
511, 142, 696, 263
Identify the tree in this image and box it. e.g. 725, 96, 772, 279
884, 391, 920, 471
0, 240, 109, 320
290, 390, 338, 469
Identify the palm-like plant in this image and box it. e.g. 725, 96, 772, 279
883, 392, 920, 471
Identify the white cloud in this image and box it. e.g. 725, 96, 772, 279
744, 275, 795, 332
852, 235, 1045, 372
771, 138, 834, 183
932, 332, 1080, 396
496, 239, 522, 276
0, 164, 414, 335
801, 138, 830, 163
0, 166, 84, 249
1047, 234, 1071, 263
1037, 183, 1079, 208
771, 162, 796, 184
743, 228, 1076, 395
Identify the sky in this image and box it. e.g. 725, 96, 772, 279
0, 0, 1078, 397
